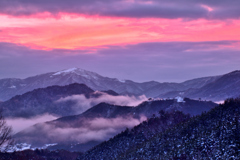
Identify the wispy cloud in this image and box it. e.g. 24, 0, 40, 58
56, 91, 147, 114
16, 116, 147, 145
0, 13, 240, 50
6, 114, 58, 133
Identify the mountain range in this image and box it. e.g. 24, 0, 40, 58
1, 67, 240, 155
0, 67, 157, 101
1, 68, 240, 102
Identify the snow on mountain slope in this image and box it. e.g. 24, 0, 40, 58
52, 68, 79, 75
52, 68, 100, 80
0, 68, 159, 101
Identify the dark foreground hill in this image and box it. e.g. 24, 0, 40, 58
79, 98, 240, 159
78, 110, 191, 160
0, 149, 80, 160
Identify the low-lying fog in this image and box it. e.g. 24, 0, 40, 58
6, 114, 59, 133
56, 91, 147, 114
5, 92, 149, 150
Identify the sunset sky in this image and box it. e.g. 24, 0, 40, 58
1, 0, 240, 82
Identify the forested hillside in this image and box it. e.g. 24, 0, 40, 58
79, 111, 190, 159
79, 98, 240, 159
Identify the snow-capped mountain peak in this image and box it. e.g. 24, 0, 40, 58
52, 68, 101, 79
52, 67, 79, 75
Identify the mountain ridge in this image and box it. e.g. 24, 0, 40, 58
160, 70, 240, 101
0, 67, 231, 101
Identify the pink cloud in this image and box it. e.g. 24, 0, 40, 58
0, 14, 240, 49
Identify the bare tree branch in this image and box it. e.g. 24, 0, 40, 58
0, 110, 13, 152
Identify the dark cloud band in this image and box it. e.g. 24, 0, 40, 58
0, 0, 240, 19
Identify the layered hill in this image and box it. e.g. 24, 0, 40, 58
14, 98, 216, 152
0, 83, 119, 118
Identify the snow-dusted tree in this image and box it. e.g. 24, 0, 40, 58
0, 111, 13, 151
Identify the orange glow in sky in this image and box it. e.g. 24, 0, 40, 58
0, 13, 240, 49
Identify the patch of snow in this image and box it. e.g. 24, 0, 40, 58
53, 67, 78, 75
118, 79, 126, 83
8, 143, 58, 152
179, 92, 184, 95
82, 74, 90, 79
175, 96, 185, 103
8, 143, 31, 152
42, 143, 58, 148
92, 75, 99, 79
81, 74, 99, 80
8, 85, 16, 89
52, 68, 100, 80
215, 100, 224, 104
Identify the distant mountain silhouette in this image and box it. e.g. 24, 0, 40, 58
160, 70, 240, 101
0, 67, 235, 101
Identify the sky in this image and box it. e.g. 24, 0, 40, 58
0, 0, 240, 82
